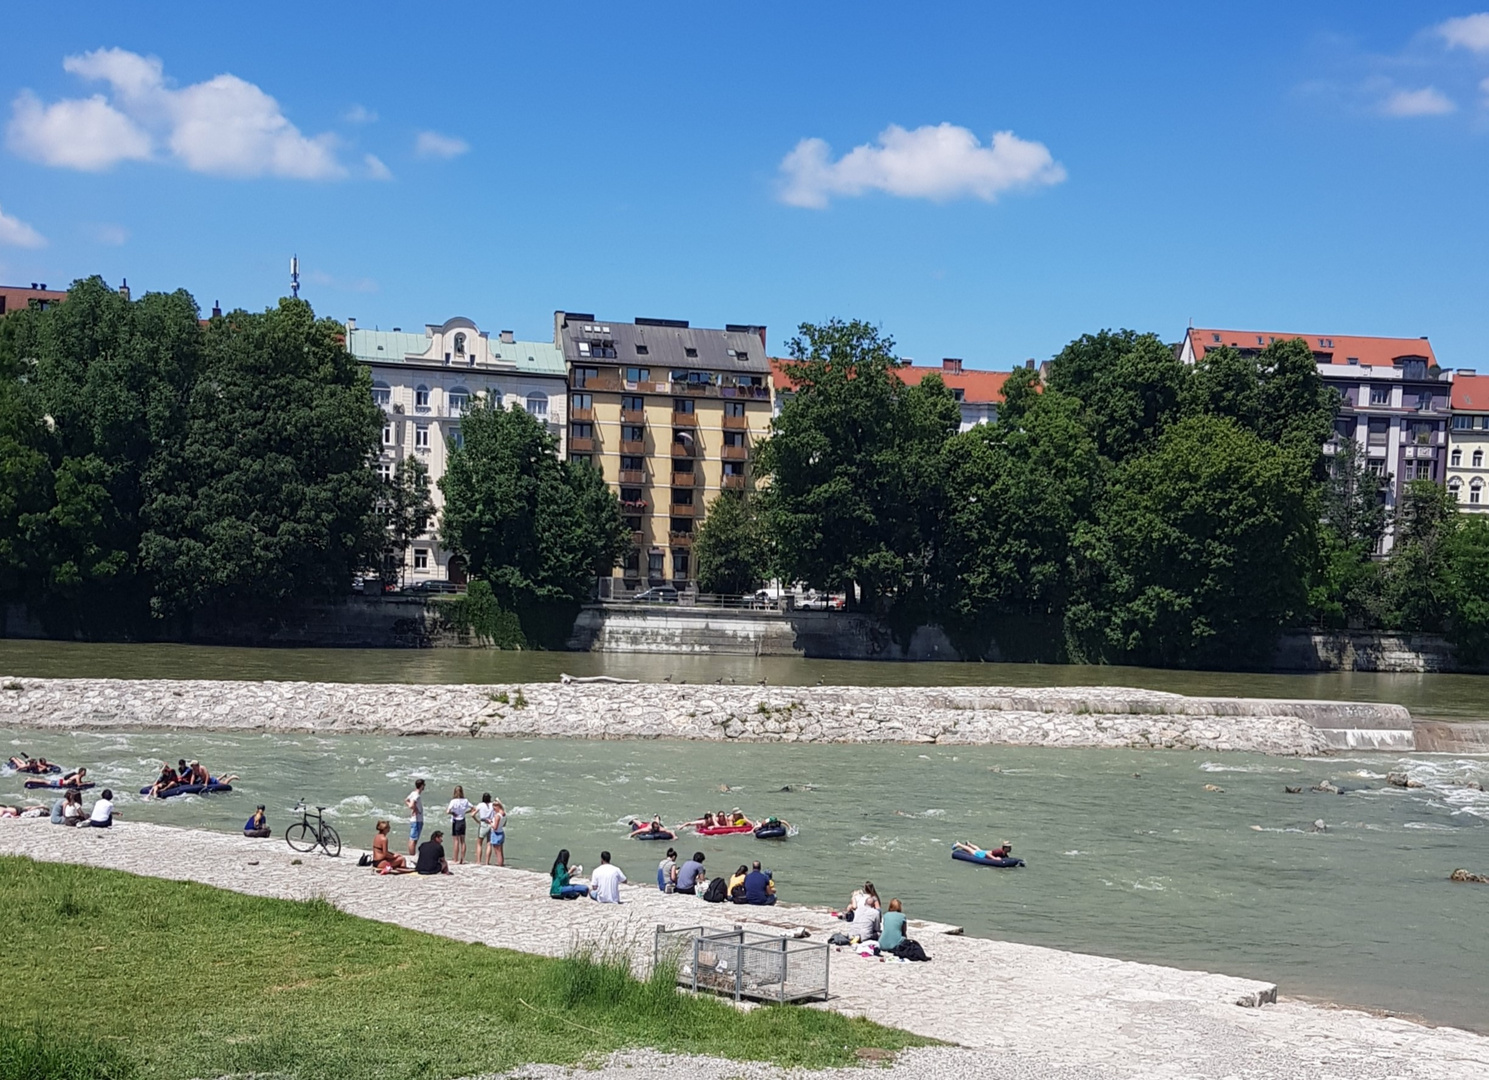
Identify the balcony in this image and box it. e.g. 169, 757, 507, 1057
569, 437, 594, 453
671, 441, 698, 459
630, 531, 644, 545
722, 413, 749, 430
671, 470, 701, 487
721, 474, 747, 490
620, 439, 646, 455
721, 445, 749, 461
573, 373, 623, 393
620, 499, 650, 514
669, 502, 699, 517
619, 469, 647, 485
672, 411, 698, 428
570, 406, 595, 423
621, 408, 646, 424
668, 530, 695, 545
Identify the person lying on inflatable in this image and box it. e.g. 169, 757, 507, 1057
954, 840, 1012, 860
629, 817, 668, 837
9, 755, 55, 774
58, 767, 88, 788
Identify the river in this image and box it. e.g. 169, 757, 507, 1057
1, 640, 1486, 1033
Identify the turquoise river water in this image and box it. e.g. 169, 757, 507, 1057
1, 641, 1487, 1033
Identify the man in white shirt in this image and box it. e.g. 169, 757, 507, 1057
406, 778, 425, 856
589, 850, 626, 904
85, 789, 116, 828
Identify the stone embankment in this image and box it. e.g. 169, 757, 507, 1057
0, 676, 1415, 754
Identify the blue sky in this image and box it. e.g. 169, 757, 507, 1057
3, 2, 1489, 368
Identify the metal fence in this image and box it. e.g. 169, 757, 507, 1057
654, 924, 829, 1004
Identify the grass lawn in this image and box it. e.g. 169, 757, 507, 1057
0, 857, 927, 1080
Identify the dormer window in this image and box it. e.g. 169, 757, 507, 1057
453, 332, 466, 356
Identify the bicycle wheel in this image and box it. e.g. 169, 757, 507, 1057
285, 822, 318, 853
318, 824, 341, 858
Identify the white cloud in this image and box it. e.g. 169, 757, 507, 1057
7, 48, 345, 179
343, 104, 378, 124
91, 223, 129, 245
1438, 13, 1489, 52
364, 153, 393, 180
415, 130, 469, 159
7, 90, 151, 170
1381, 86, 1456, 116
0, 203, 46, 248
778, 123, 1066, 209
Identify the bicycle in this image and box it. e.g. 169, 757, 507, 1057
285, 800, 341, 857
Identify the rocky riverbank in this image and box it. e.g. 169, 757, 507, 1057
0, 676, 1415, 754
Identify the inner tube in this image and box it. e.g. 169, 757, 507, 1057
629, 828, 675, 841
24, 780, 95, 791
8, 761, 61, 774
139, 783, 233, 798
951, 847, 1024, 868
753, 824, 788, 840
695, 823, 753, 836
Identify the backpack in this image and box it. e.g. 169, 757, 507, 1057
702, 876, 730, 903
891, 939, 929, 962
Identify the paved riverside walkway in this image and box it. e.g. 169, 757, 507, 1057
1, 819, 1484, 1080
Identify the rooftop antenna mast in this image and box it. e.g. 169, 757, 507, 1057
290, 255, 300, 299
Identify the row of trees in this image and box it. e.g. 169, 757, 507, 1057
695, 319, 1489, 668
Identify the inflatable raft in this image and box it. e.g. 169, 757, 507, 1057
24, 779, 95, 791
753, 823, 789, 840
7, 760, 61, 774
951, 847, 1025, 868
695, 823, 753, 836
139, 783, 233, 798
629, 827, 676, 841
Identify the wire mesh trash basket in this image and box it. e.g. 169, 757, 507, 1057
655, 924, 829, 1003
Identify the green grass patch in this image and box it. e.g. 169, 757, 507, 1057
0, 857, 925, 1080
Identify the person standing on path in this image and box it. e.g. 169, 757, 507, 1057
474, 793, 495, 864
447, 785, 472, 864
589, 850, 626, 904
488, 799, 506, 867
405, 779, 425, 856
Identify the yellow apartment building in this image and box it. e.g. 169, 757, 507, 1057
554, 312, 773, 593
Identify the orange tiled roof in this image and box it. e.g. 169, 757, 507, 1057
1452, 373, 1489, 411
1186, 328, 1435, 368
770, 357, 1011, 404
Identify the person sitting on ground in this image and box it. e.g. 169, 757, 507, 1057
84, 790, 116, 829
743, 861, 776, 906
147, 762, 180, 799
589, 850, 626, 904
658, 847, 679, 892
49, 796, 67, 825
841, 880, 880, 918
58, 766, 87, 788
415, 829, 451, 876
675, 852, 706, 895
549, 848, 589, 899
62, 790, 87, 826
243, 805, 271, 839
848, 888, 881, 941
878, 898, 907, 952
727, 863, 749, 901
372, 820, 412, 874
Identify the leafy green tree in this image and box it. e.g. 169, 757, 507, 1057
139, 297, 384, 616
1444, 516, 1489, 663
1307, 438, 1389, 628
1066, 415, 1317, 668
1044, 329, 1187, 463
694, 490, 768, 595
439, 401, 627, 613
1381, 480, 1459, 632
1183, 338, 1338, 464
757, 319, 959, 614
380, 457, 435, 587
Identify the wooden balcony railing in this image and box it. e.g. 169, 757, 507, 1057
671, 441, 697, 459
668, 502, 699, 517
620, 439, 646, 455
722, 413, 749, 430
619, 469, 647, 485
569, 436, 595, 453
668, 530, 695, 545
721, 445, 748, 461
671, 470, 701, 487
621, 408, 646, 424
570, 406, 595, 423
721, 474, 747, 490
672, 411, 698, 427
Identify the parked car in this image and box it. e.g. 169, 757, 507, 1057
406, 580, 463, 595
631, 586, 680, 604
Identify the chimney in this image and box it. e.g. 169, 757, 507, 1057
942, 358, 963, 373
30, 282, 37, 289
118, 278, 129, 301
500, 330, 515, 344
1459, 368, 1478, 376
346, 317, 357, 331
212, 301, 222, 318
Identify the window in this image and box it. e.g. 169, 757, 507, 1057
723, 461, 746, 476
620, 455, 644, 471
571, 392, 593, 410
571, 453, 593, 468
1450, 479, 1462, 501
1411, 460, 1436, 481
1476, 450, 1485, 468
1333, 417, 1355, 438
1367, 458, 1386, 476
648, 552, 665, 579
1453, 415, 1473, 429
724, 401, 746, 418
1369, 386, 1389, 406
415, 425, 430, 449
448, 428, 464, 450
1452, 449, 1463, 467
625, 367, 651, 383
1211, 333, 1221, 343
453, 332, 466, 356
526, 392, 549, 417
623, 425, 645, 442
624, 514, 642, 532
415, 385, 430, 410
1411, 421, 1433, 444
414, 549, 429, 570
1474, 480, 1484, 505
673, 398, 695, 415
723, 431, 746, 448
672, 489, 694, 506
372, 381, 391, 407
622, 395, 645, 412
573, 366, 598, 387
669, 518, 693, 535
571, 422, 594, 440
623, 549, 641, 574
672, 459, 695, 474
620, 486, 644, 504
672, 551, 689, 579
635, 345, 649, 356
382, 423, 394, 446
1367, 417, 1389, 445
448, 387, 470, 416
378, 462, 392, 482
684, 347, 698, 358
1417, 392, 1434, 412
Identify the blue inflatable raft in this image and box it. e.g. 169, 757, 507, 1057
139, 783, 233, 798
951, 847, 1024, 868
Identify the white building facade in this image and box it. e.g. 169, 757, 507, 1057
1449, 373, 1489, 513
348, 317, 569, 584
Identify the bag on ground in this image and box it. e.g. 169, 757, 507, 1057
702, 876, 730, 903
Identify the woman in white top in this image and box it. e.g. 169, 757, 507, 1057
488, 799, 506, 867
474, 793, 495, 865
447, 785, 472, 864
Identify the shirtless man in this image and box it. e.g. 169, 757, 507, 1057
58, 767, 87, 788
